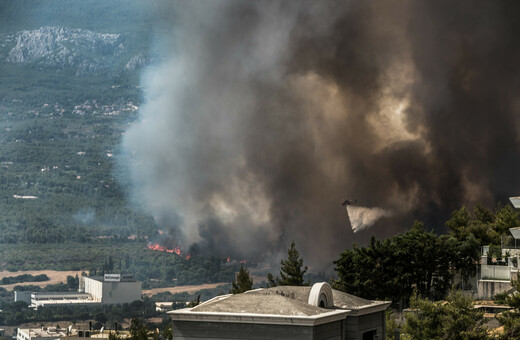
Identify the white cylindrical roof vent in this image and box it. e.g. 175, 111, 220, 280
308, 282, 334, 308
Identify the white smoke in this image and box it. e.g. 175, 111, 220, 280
346, 206, 392, 233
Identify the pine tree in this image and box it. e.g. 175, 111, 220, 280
107, 255, 114, 272
266, 273, 278, 288
231, 265, 254, 294
129, 318, 148, 340
125, 254, 131, 269
277, 241, 309, 286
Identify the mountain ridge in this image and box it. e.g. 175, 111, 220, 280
3, 26, 153, 76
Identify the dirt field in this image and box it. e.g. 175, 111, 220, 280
0, 270, 82, 291
251, 274, 267, 284
142, 283, 228, 296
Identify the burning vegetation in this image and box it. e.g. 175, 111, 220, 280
147, 242, 190, 260
147, 241, 245, 263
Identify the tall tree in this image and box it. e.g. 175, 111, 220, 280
107, 255, 114, 272
334, 220, 479, 304
276, 241, 309, 286
495, 204, 520, 235
230, 265, 253, 294
129, 318, 148, 340
446, 206, 471, 241
266, 273, 277, 288
161, 321, 173, 340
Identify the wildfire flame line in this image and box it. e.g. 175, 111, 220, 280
147, 242, 190, 259
148, 243, 246, 263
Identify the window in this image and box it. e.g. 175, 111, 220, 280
362, 330, 377, 340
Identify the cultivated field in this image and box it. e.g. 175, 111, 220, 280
142, 283, 228, 296
0, 270, 82, 291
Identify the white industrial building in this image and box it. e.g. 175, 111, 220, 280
81, 274, 141, 304
28, 274, 141, 308
17, 327, 130, 340
30, 292, 97, 308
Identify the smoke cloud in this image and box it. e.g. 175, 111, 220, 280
118, 1, 520, 267
346, 206, 392, 233
73, 208, 96, 225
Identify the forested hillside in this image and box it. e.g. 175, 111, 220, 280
0, 0, 243, 291
0, 1, 162, 243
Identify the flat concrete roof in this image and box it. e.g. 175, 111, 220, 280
332, 289, 391, 315
510, 197, 520, 209
169, 308, 350, 326
169, 284, 390, 325
194, 292, 326, 316
510, 227, 520, 239
33, 292, 90, 297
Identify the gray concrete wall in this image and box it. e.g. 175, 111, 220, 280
344, 312, 385, 340
172, 320, 344, 340
102, 281, 141, 304
477, 280, 512, 299
313, 320, 343, 340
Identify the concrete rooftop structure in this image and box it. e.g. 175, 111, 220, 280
169, 282, 390, 340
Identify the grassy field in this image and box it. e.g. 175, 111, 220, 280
0, 270, 82, 290
142, 283, 229, 297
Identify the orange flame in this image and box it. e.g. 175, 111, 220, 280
148, 242, 185, 258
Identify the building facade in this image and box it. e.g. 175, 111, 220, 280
25, 274, 141, 308
17, 328, 129, 340
82, 274, 142, 304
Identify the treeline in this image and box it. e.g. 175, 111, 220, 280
0, 242, 239, 288
334, 204, 519, 305
390, 279, 520, 340
92, 251, 238, 287
0, 274, 49, 285
0, 297, 159, 327
0, 213, 156, 245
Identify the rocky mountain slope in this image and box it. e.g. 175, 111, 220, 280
2, 26, 152, 76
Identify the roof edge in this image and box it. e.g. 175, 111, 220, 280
168, 308, 351, 326
339, 301, 391, 316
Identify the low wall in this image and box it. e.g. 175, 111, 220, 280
477, 280, 511, 299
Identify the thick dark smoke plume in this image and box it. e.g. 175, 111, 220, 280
119, 1, 520, 267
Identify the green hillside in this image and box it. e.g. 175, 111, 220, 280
0, 1, 161, 243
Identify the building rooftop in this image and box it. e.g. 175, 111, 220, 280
19, 328, 69, 338
32, 292, 90, 297
509, 196, 520, 209
509, 227, 520, 240
18, 328, 131, 339
88, 274, 136, 282
194, 291, 326, 316
169, 282, 390, 326
192, 285, 388, 315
